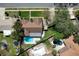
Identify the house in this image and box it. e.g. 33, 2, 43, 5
27, 43, 48, 56
0, 8, 12, 36
21, 18, 43, 37
0, 16, 16, 36
0, 8, 17, 36
59, 35, 79, 56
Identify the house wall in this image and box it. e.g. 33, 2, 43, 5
30, 32, 42, 37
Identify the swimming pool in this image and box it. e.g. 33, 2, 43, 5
24, 36, 33, 42
24, 36, 41, 44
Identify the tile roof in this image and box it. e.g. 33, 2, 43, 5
21, 18, 43, 36
59, 35, 79, 56
21, 18, 42, 29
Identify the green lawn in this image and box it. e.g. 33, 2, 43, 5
31, 11, 44, 17
6, 10, 48, 19
19, 11, 29, 18
0, 33, 16, 55
22, 44, 33, 50
44, 40, 52, 49
43, 28, 64, 40
4, 36, 16, 55
0, 33, 3, 42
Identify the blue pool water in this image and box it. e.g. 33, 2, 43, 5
24, 36, 33, 42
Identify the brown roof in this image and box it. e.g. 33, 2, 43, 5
21, 18, 42, 29
21, 18, 43, 36
59, 35, 79, 56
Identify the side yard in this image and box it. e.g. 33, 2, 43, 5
43, 28, 64, 40
0, 33, 16, 55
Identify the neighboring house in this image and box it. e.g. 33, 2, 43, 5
0, 8, 16, 36
27, 43, 48, 56
0, 18, 15, 36
59, 35, 79, 56
21, 18, 43, 37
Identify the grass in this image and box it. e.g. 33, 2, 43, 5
42, 28, 64, 52
0, 33, 16, 55
6, 11, 29, 19
22, 44, 33, 50
43, 28, 64, 40
4, 36, 16, 55
6, 10, 48, 19
19, 11, 29, 18
42, 28, 64, 50
6, 11, 19, 17
44, 40, 52, 49
0, 33, 3, 42
31, 11, 44, 17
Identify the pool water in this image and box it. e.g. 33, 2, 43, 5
24, 36, 33, 42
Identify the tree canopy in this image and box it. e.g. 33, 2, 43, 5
52, 8, 77, 38
12, 19, 24, 41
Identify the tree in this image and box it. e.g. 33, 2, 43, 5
75, 10, 79, 17
12, 19, 24, 41
5, 12, 9, 16
75, 10, 79, 20
52, 8, 77, 38
19, 47, 27, 56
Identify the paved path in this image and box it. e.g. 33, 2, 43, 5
68, 8, 75, 19
68, 8, 79, 31
48, 8, 55, 24
0, 8, 5, 20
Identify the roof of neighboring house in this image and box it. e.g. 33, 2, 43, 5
27, 43, 48, 56
0, 8, 13, 31
59, 35, 79, 56
0, 18, 15, 31
0, 25, 12, 31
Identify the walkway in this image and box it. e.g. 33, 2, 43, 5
0, 8, 5, 20
48, 8, 55, 24
68, 8, 79, 30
